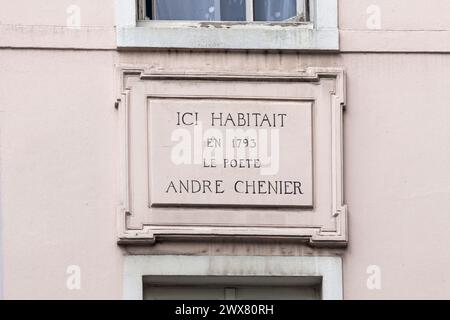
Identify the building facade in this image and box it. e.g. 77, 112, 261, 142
1, 0, 450, 299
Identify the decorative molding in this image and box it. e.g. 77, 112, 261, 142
340, 30, 450, 53
116, 67, 347, 247
0, 25, 116, 50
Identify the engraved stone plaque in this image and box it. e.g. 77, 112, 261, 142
148, 98, 313, 207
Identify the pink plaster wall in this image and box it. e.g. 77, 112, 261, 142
0, 0, 449, 299
0, 0, 115, 26
340, 0, 450, 30
0, 49, 122, 299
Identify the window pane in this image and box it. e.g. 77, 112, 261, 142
221, 0, 246, 21
254, 0, 297, 21
153, 0, 246, 21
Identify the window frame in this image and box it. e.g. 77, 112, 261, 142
116, 0, 339, 51
123, 255, 343, 300
138, 0, 309, 23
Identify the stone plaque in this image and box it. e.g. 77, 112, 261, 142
118, 68, 348, 246
148, 98, 313, 207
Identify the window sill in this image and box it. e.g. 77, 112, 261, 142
117, 21, 339, 51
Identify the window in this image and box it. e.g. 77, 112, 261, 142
139, 0, 309, 22
123, 255, 343, 300
117, 0, 339, 50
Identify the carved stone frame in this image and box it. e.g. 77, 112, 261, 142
116, 67, 347, 247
